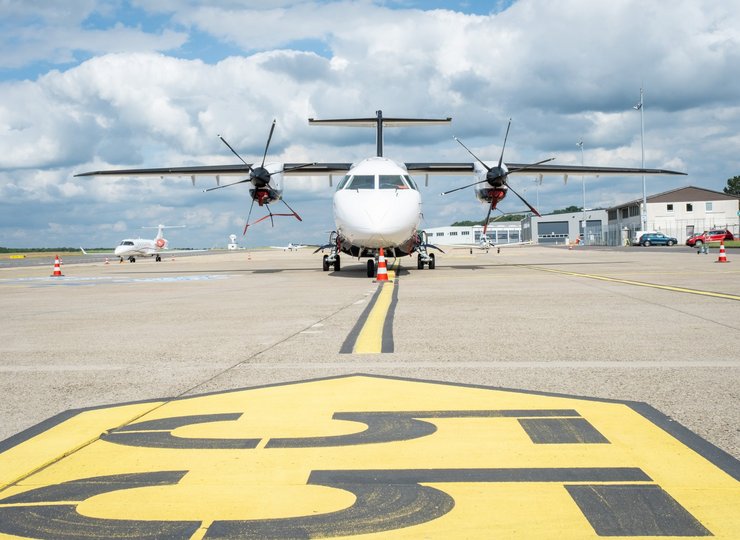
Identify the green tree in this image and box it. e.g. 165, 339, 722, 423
724, 175, 740, 197
552, 205, 583, 214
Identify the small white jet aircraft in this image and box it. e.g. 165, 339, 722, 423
82, 224, 186, 262
77, 111, 685, 277
270, 243, 308, 251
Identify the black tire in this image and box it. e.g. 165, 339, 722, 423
695, 240, 703, 247
322, 255, 329, 271
367, 259, 375, 278
667, 240, 674, 246
334, 255, 341, 271
417, 255, 424, 269
644, 241, 651, 246
156, 255, 161, 262
429, 253, 436, 269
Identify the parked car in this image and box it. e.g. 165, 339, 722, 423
685, 229, 735, 247
638, 233, 678, 246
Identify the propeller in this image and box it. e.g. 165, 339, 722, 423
202, 120, 313, 234
441, 119, 552, 232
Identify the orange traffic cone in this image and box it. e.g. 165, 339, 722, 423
716, 241, 729, 263
375, 248, 389, 282
51, 255, 63, 277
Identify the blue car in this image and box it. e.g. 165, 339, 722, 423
638, 233, 677, 246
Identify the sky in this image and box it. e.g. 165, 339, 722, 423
1, 0, 739, 248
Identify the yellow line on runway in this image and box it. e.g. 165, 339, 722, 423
527, 266, 740, 300
353, 260, 399, 354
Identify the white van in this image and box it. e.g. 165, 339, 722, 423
632, 230, 657, 246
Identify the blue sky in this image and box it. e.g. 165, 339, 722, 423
1, 0, 738, 248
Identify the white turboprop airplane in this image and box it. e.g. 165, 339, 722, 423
82, 224, 187, 262
77, 111, 685, 277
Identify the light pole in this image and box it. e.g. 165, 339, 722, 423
633, 88, 647, 232
577, 140, 585, 244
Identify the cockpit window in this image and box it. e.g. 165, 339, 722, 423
404, 175, 418, 190
336, 175, 351, 190
120, 240, 134, 246
347, 175, 375, 189
379, 175, 410, 190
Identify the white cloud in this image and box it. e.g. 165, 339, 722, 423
1, 0, 739, 248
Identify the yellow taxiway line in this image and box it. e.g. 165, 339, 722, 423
348, 260, 399, 354
527, 266, 740, 301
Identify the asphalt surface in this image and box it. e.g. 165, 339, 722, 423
1, 245, 738, 458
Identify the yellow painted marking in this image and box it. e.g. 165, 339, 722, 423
0, 376, 737, 537
528, 265, 740, 300
353, 282, 394, 354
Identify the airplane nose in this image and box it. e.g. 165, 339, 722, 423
335, 190, 420, 247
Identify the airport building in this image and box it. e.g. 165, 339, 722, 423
423, 223, 522, 245
521, 185, 738, 246
522, 209, 608, 245
605, 186, 739, 245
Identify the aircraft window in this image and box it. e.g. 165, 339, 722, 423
379, 175, 409, 190
336, 175, 351, 190
348, 175, 375, 189
403, 175, 419, 190
120, 241, 134, 246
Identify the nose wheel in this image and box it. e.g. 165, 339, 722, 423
367, 258, 376, 277
417, 253, 435, 269
323, 254, 340, 271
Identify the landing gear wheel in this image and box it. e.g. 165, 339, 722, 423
428, 253, 435, 269
322, 255, 330, 271
129, 256, 136, 263
417, 254, 424, 269
334, 255, 341, 271
155, 254, 161, 262
367, 258, 376, 278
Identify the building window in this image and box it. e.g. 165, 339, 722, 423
667, 204, 673, 212
705, 202, 713, 212
620, 208, 629, 219
449, 231, 458, 236
686, 203, 693, 212
629, 205, 640, 217
461, 230, 469, 235
608, 210, 617, 220
436, 232, 444, 236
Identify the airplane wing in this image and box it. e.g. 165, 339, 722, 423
76, 162, 684, 179
75, 164, 353, 178
404, 163, 686, 176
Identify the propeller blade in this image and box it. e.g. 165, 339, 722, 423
498, 119, 511, 169
440, 178, 489, 196
454, 137, 491, 172
261, 120, 276, 168
506, 157, 556, 174
218, 135, 251, 168
269, 162, 318, 177
204, 178, 251, 192
506, 182, 541, 217
243, 197, 256, 235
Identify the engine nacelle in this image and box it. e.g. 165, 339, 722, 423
472, 161, 509, 203
249, 162, 284, 205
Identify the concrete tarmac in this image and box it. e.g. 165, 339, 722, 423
1, 245, 738, 458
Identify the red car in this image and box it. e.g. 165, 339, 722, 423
685, 229, 735, 246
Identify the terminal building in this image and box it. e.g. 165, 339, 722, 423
437, 186, 738, 247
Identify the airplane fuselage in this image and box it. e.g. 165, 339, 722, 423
114, 238, 167, 259
333, 157, 422, 256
